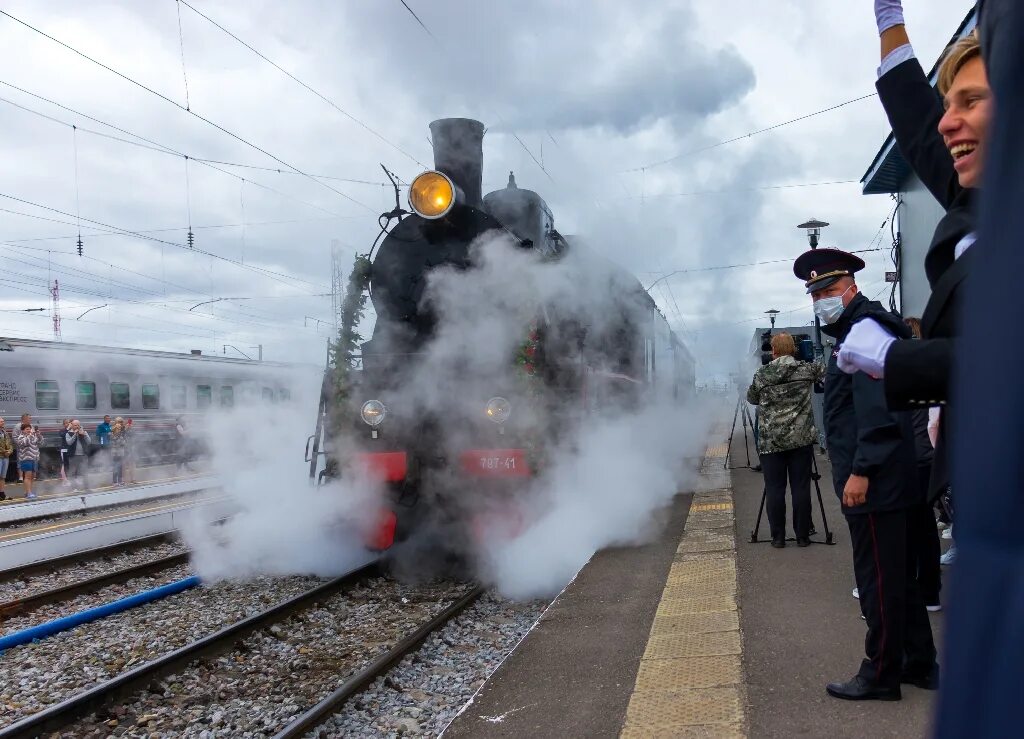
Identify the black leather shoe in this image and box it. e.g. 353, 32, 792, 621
796, 537, 811, 547
809, 524, 817, 536
901, 664, 940, 690
770, 537, 785, 548
826, 675, 901, 701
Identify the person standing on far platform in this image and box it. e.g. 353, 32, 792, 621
96, 415, 112, 449
14, 422, 41, 499
65, 420, 92, 493
110, 417, 127, 486
746, 332, 824, 548
123, 418, 136, 485
794, 248, 937, 701
16, 413, 31, 483
0, 418, 12, 501
59, 418, 71, 487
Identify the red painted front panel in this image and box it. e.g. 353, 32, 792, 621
355, 451, 407, 482
460, 448, 531, 477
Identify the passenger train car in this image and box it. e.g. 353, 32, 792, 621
308, 117, 696, 554
0, 337, 302, 475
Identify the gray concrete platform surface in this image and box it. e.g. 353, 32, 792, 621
443, 493, 694, 738
733, 449, 945, 738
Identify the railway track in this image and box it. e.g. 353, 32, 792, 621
0, 530, 178, 582
0, 561, 382, 738
0, 562, 489, 738
0, 550, 189, 621
274, 585, 484, 738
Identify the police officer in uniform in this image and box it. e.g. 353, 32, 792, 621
794, 248, 938, 701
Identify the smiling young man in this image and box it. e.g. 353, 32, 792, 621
794, 248, 937, 701
839, 2, 993, 514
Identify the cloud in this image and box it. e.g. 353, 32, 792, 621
0, 0, 973, 380
339, 0, 755, 135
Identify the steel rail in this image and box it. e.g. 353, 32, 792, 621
0, 559, 381, 739
0, 530, 177, 581
0, 551, 190, 619
273, 585, 485, 739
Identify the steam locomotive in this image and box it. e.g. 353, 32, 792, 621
307, 118, 694, 553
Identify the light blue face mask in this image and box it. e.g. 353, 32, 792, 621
813, 285, 853, 324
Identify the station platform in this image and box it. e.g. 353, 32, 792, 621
0, 461, 210, 504
444, 434, 944, 737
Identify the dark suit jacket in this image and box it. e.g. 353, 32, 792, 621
875, 57, 977, 498
942, 1, 1024, 735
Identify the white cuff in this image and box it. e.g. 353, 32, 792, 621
877, 43, 915, 79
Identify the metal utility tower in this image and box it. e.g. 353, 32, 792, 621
331, 240, 344, 333
50, 279, 62, 340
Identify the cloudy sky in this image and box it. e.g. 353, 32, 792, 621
0, 0, 973, 382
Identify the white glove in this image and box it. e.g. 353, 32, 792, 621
837, 318, 895, 377
875, 0, 905, 35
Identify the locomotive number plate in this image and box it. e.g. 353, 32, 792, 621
479, 456, 518, 471
460, 449, 530, 477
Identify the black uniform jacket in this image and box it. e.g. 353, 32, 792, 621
875, 57, 977, 499
821, 293, 918, 515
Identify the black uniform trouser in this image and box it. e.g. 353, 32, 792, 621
847, 509, 936, 687
761, 444, 812, 540
907, 465, 942, 604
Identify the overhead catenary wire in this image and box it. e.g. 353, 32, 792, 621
0, 86, 363, 222
71, 125, 83, 256
174, 0, 191, 110
0, 8, 375, 213
625, 179, 860, 201
177, 0, 427, 170
0, 81, 395, 188
623, 93, 878, 173
0, 190, 328, 291
644, 246, 887, 291
392, 0, 553, 183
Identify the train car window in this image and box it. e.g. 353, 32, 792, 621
35, 380, 59, 410
279, 388, 291, 402
261, 387, 275, 403
110, 382, 130, 409
171, 385, 187, 410
142, 384, 160, 410
220, 385, 234, 407
75, 381, 97, 410
197, 385, 212, 409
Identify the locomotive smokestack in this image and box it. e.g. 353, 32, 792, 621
429, 118, 484, 208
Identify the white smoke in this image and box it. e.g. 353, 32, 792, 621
391, 233, 713, 598
180, 374, 385, 581
183, 230, 715, 597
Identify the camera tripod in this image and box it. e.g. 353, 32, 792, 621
725, 396, 757, 471
749, 449, 835, 545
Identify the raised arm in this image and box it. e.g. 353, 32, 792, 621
873, 1, 961, 209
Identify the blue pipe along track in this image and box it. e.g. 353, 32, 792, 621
0, 575, 200, 651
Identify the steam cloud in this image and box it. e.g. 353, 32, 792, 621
186, 231, 714, 598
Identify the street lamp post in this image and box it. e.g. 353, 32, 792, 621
765, 309, 780, 331
798, 218, 830, 358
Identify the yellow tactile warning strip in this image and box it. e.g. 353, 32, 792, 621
704, 443, 729, 459
620, 442, 745, 737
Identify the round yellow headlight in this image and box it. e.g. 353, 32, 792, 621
409, 170, 456, 219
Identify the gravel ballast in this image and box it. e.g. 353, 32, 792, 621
0, 574, 325, 727
63, 578, 471, 737
312, 593, 547, 738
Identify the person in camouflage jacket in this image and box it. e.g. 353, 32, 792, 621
746, 333, 825, 547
